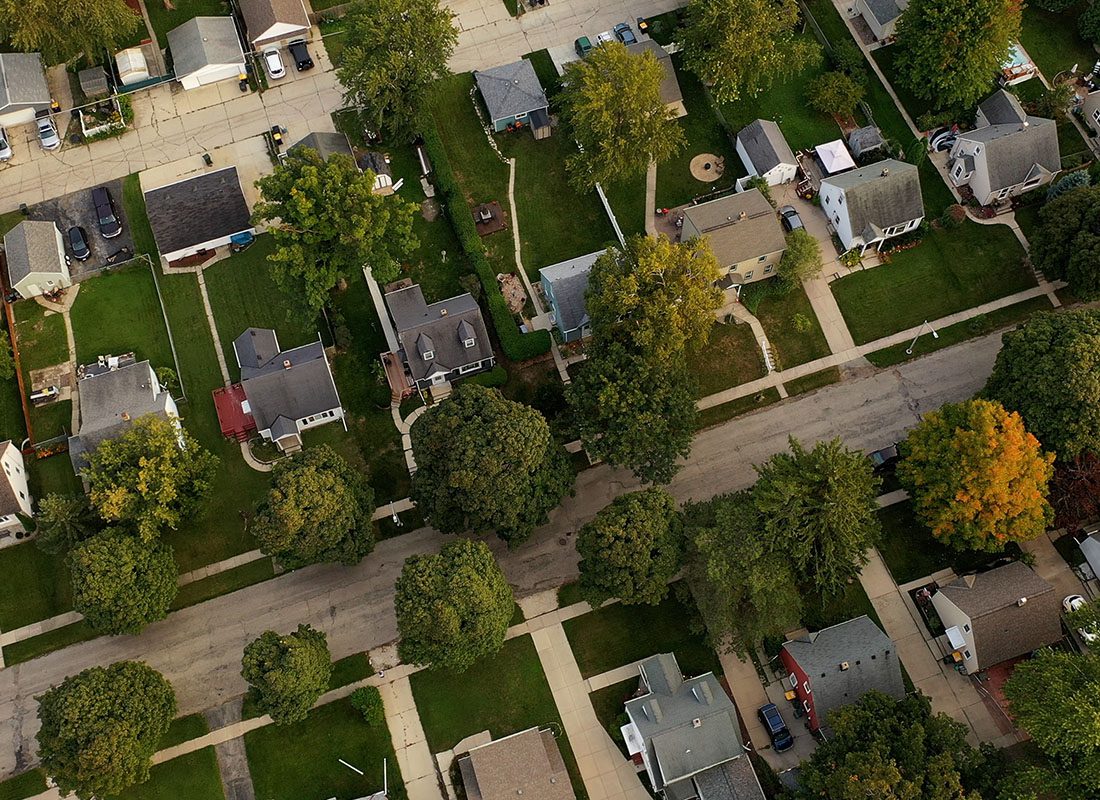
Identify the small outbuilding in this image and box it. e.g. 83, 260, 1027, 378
168, 17, 246, 90
115, 48, 151, 86
539, 251, 603, 343
474, 60, 551, 139
848, 126, 886, 160
736, 119, 798, 186
78, 67, 110, 99
237, 0, 311, 50
3, 220, 72, 299
626, 40, 686, 118
816, 139, 857, 175
290, 131, 354, 162
144, 166, 255, 264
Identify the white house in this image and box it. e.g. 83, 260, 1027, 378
167, 17, 246, 90
143, 167, 255, 265
0, 441, 32, 540
819, 159, 924, 253
1083, 91, 1100, 134
0, 52, 51, 127
237, 0, 310, 50
948, 90, 1060, 206
3, 220, 72, 299
736, 119, 798, 186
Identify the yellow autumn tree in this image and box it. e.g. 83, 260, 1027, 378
897, 399, 1055, 551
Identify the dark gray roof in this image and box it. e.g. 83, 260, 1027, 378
862, 0, 905, 25
290, 131, 354, 162
693, 758, 765, 800
736, 119, 796, 174
847, 125, 885, 157
268, 415, 298, 442
1081, 534, 1100, 578
167, 16, 244, 77
0, 441, 23, 517
4, 221, 66, 286
539, 251, 602, 335
959, 115, 1060, 192
386, 285, 493, 383
474, 60, 549, 122
783, 616, 904, 726
682, 189, 787, 265
939, 562, 1053, 619
233, 328, 281, 375
237, 0, 309, 42
233, 330, 341, 431
626, 40, 683, 107
978, 89, 1027, 125
144, 167, 252, 257
357, 151, 393, 177
77, 67, 109, 98
0, 53, 49, 111
821, 159, 923, 241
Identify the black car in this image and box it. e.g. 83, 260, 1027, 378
91, 186, 122, 239
67, 226, 90, 261
758, 703, 794, 752
288, 39, 314, 71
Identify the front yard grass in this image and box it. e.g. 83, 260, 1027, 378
245, 696, 404, 800
0, 542, 70, 631
784, 366, 841, 396
2, 620, 97, 666
0, 769, 46, 800
113, 747, 225, 800
830, 222, 1033, 344
589, 678, 637, 757
687, 322, 767, 397
695, 387, 782, 430
753, 285, 831, 368
70, 264, 174, 370
1020, 4, 1097, 82
160, 713, 210, 750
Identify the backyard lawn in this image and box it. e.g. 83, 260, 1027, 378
0, 363, 24, 444
70, 265, 175, 370
112, 747, 225, 800
687, 321, 766, 397
12, 301, 70, 441
830, 222, 1033, 344
1020, 5, 1098, 82
753, 286, 831, 368
603, 172, 647, 238
589, 678, 638, 757
143, 0, 228, 46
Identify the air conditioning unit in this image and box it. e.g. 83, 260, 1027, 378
840, 661, 850, 671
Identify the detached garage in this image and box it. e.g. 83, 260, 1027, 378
167, 16, 246, 90
237, 0, 310, 50
144, 166, 255, 265
0, 52, 51, 128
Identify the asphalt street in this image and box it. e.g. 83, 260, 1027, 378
0, 333, 1002, 777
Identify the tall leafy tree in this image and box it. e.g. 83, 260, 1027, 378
753, 437, 881, 595
337, 0, 458, 139
681, 0, 822, 103
410, 385, 572, 545
0, 0, 139, 64
252, 445, 375, 569
1030, 185, 1100, 300
561, 42, 685, 190
394, 539, 514, 671
983, 309, 1100, 460
894, 0, 1020, 111
577, 489, 684, 607
34, 493, 101, 555
84, 415, 219, 543
69, 530, 178, 635
1050, 451, 1100, 532
777, 228, 824, 289
241, 624, 332, 725
806, 71, 865, 117
253, 147, 418, 315
898, 399, 1055, 552
36, 661, 176, 800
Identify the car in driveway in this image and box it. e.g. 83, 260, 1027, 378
613, 22, 637, 44
262, 48, 286, 80
1064, 595, 1099, 644
91, 186, 122, 239
758, 704, 794, 751
288, 39, 314, 71
67, 226, 91, 261
778, 205, 804, 232
36, 117, 61, 151
0, 128, 11, 161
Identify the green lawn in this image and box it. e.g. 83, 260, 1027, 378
695, 387, 782, 429
329, 652, 375, 690
1014, 202, 1043, 244
143, 0, 228, 45
160, 713, 210, 750
70, 264, 174, 369
784, 366, 841, 396
603, 172, 647, 238
2, 620, 97, 666
123, 174, 157, 261
169, 558, 275, 611
0, 350, 26, 444
801, 579, 881, 632
110, 747, 225, 800
28, 452, 81, 496
246, 696, 404, 800
754, 285, 831, 368
0, 210, 23, 237
0, 542, 71, 630
561, 589, 719, 679
0, 769, 46, 800
830, 222, 1033, 344
12, 301, 69, 442
1020, 5, 1098, 82
589, 678, 637, 757
319, 20, 347, 66
687, 321, 767, 397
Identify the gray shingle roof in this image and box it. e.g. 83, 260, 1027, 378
290, 131, 354, 162
693, 757, 765, 800
736, 119, 796, 175
626, 40, 683, 107
862, 0, 905, 25
237, 0, 309, 43
0, 53, 49, 111
847, 125, 885, 158
233, 328, 281, 375
475, 60, 549, 122
458, 729, 575, 800
232, 330, 341, 431
539, 251, 602, 335
1081, 534, 1100, 578
167, 16, 244, 78
958, 117, 1060, 192
3, 220, 66, 286
386, 285, 493, 383
978, 89, 1027, 125
681, 189, 787, 266
821, 159, 923, 241
144, 167, 252, 258
77, 67, 109, 98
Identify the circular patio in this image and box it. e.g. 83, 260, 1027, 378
689, 153, 725, 182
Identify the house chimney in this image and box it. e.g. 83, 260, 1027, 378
283, 359, 292, 369
840, 661, 850, 671
440, 308, 448, 316
738, 211, 747, 220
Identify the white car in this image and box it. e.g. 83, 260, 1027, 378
596, 30, 614, 45
36, 117, 60, 151
1064, 594, 1099, 644
0, 127, 11, 161
263, 48, 285, 80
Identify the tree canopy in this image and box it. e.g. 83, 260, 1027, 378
777, 228, 824, 289
577, 488, 684, 607
410, 385, 573, 545
561, 42, 685, 190
85, 415, 218, 542
0, 0, 139, 64
983, 309, 1100, 460
898, 399, 1055, 552
681, 0, 822, 104
34, 493, 101, 555
807, 71, 865, 117
241, 624, 332, 725
394, 539, 514, 671
337, 0, 457, 139
36, 661, 176, 799
252, 445, 375, 569
252, 146, 418, 315
1030, 185, 1100, 300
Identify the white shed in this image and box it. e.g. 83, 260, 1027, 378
115, 48, 151, 86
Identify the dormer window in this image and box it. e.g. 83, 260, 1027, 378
422, 350, 434, 360
464, 338, 475, 348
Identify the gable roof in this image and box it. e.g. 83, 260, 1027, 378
458, 728, 575, 800
474, 60, 549, 122
144, 167, 252, 257
681, 189, 787, 265
977, 89, 1027, 125
167, 16, 245, 77
4, 221, 65, 286
1080, 533, 1100, 579
959, 118, 1060, 192
290, 131, 354, 162
0, 441, 24, 517
539, 251, 602, 334
938, 561, 1054, 619
237, 0, 309, 42
386, 284, 493, 382
862, 0, 906, 25
626, 40, 683, 108
821, 159, 923, 240
848, 125, 885, 157
232, 329, 341, 431
0, 53, 50, 112
736, 119, 796, 175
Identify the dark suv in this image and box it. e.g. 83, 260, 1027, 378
91, 186, 122, 239
758, 704, 794, 752
288, 39, 314, 71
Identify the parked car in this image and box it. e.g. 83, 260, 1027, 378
778, 205, 804, 232
0, 127, 11, 161
758, 704, 794, 752
1064, 595, 1099, 644
36, 116, 61, 151
288, 39, 314, 71
91, 186, 122, 239
613, 22, 637, 44
868, 443, 900, 471
597, 30, 614, 45
67, 226, 90, 261
262, 48, 286, 80
574, 36, 593, 58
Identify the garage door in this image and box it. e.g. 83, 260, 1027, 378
0, 107, 36, 128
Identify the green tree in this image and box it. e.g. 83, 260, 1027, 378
561, 42, 685, 190
753, 437, 881, 595
252, 445, 375, 569
681, 0, 822, 103
34, 493, 101, 555
1030, 185, 1100, 300
0, 0, 139, 64
895, 0, 1020, 111
577, 489, 684, 607
84, 415, 219, 542
241, 624, 332, 725
337, 0, 457, 139
252, 146, 418, 315
69, 530, 178, 635
36, 661, 176, 799
777, 228, 824, 289
983, 309, 1100, 460
587, 235, 722, 363
567, 340, 698, 485
410, 385, 572, 545
394, 539, 514, 671
1081, 1, 1100, 46
807, 71, 865, 117
1047, 169, 1091, 201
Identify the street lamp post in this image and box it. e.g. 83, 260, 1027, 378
906, 320, 939, 355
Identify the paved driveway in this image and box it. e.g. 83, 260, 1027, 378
26, 179, 134, 278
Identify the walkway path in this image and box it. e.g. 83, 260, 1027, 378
803, 274, 856, 353
381, 674, 440, 800
34, 286, 81, 433
205, 700, 256, 800
644, 162, 658, 236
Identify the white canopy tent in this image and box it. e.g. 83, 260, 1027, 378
816, 139, 857, 175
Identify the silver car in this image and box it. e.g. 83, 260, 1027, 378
263, 48, 285, 80
36, 117, 60, 151
0, 128, 11, 161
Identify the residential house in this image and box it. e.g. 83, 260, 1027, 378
68, 355, 180, 472
848, 126, 886, 160
167, 17, 246, 90
539, 251, 602, 343
236, 0, 310, 50
0, 440, 32, 539
819, 159, 924, 253
1083, 91, 1100, 134
3, 220, 72, 299
474, 60, 551, 139
852, 0, 908, 42
735, 120, 798, 186
288, 132, 395, 194
385, 283, 495, 393
143, 166, 255, 264
1078, 529, 1100, 581
948, 89, 1060, 206
457, 728, 576, 800
931, 561, 1061, 674
680, 189, 787, 288
779, 615, 905, 733
622, 653, 765, 800
0, 53, 51, 127
626, 40, 686, 118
